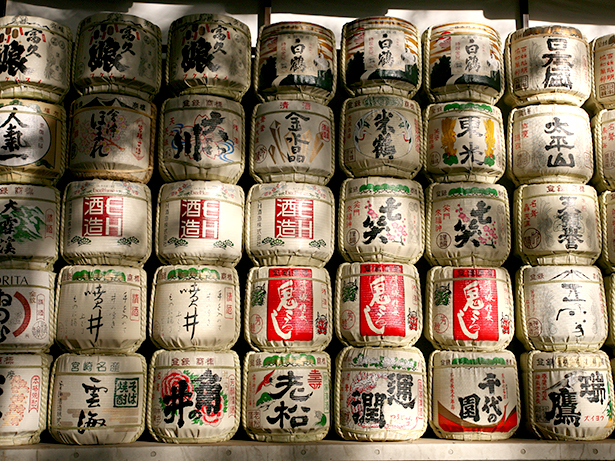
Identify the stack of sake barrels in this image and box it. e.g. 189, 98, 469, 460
242, 21, 336, 443
505, 25, 615, 441
334, 16, 428, 441
421, 23, 520, 440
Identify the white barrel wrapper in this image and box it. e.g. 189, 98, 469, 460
599, 190, 615, 272
250, 99, 334, 185
243, 351, 331, 442
56, 266, 146, 354
49, 353, 146, 445
521, 350, 615, 441
339, 177, 424, 264
517, 265, 607, 351
429, 350, 520, 440
147, 349, 240, 443
245, 266, 331, 352
61, 180, 151, 267
150, 265, 239, 351
604, 275, 615, 350
425, 266, 513, 351
159, 95, 245, 184
426, 182, 510, 266
591, 34, 615, 110
335, 262, 421, 348
335, 346, 427, 441
514, 183, 601, 265
156, 180, 244, 267
0, 353, 50, 446
592, 109, 615, 192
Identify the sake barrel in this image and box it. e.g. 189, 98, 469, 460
0, 16, 72, 103
605, 274, 615, 350
423, 22, 503, 104
243, 351, 331, 442
0, 353, 50, 445
516, 265, 607, 351
425, 266, 513, 351
508, 104, 593, 185
250, 99, 334, 185
69, 93, 155, 183
255, 22, 336, 104
514, 183, 601, 265
339, 94, 422, 179
245, 266, 331, 352
61, 180, 152, 267
150, 265, 240, 351
341, 16, 421, 97
335, 262, 421, 348
0, 184, 59, 270
0, 269, 55, 353
335, 346, 427, 441
159, 94, 245, 184
521, 350, 615, 440
0, 99, 66, 186
245, 182, 334, 267
48, 353, 146, 445
429, 350, 520, 440
156, 180, 244, 267
55, 265, 146, 354
599, 190, 615, 272
505, 26, 590, 107
166, 14, 252, 101
73, 13, 162, 101
591, 34, 615, 110
339, 177, 424, 264
424, 101, 505, 183
592, 109, 615, 192
148, 349, 240, 443
425, 182, 510, 266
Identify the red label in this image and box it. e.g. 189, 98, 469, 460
452, 268, 499, 341
267, 268, 313, 341
82, 196, 124, 237
29, 375, 41, 412
359, 264, 405, 337
274, 198, 314, 239
179, 199, 220, 239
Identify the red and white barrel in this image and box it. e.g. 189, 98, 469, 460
69, 93, 155, 183
250, 99, 334, 185
159, 94, 245, 184
425, 182, 510, 266
147, 349, 240, 443
156, 180, 244, 267
514, 183, 601, 265
0, 99, 66, 186
592, 109, 615, 192
255, 22, 336, 104
335, 346, 427, 441
335, 262, 421, 348
340, 95, 422, 179
508, 104, 593, 185
243, 351, 331, 442
166, 14, 252, 101
339, 177, 424, 264
73, 13, 162, 101
0, 184, 59, 270
150, 265, 239, 351
429, 350, 519, 440
590, 34, 615, 110
516, 265, 607, 351
425, 266, 513, 351
521, 350, 615, 440
245, 182, 334, 267
245, 266, 331, 352
0, 269, 55, 353
55, 265, 146, 353
0, 16, 72, 103
49, 353, 146, 444
341, 16, 421, 97
0, 353, 50, 445
423, 22, 503, 104
424, 102, 505, 183
61, 180, 152, 267
505, 26, 590, 107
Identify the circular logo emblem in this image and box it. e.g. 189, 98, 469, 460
254, 144, 268, 164
347, 228, 360, 246
437, 232, 451, 249
434, 313, 449, 334
522, 228, 541, 249
341, 309, 356, 330
249, 314, 263, 335
527, 317, 542, 337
